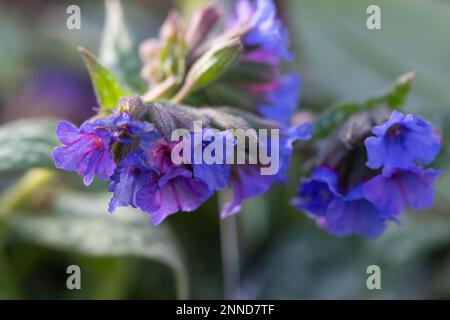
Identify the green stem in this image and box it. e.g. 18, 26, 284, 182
0, 168, 55, 217
174, 266, 189, 300
218, 192, 241, 299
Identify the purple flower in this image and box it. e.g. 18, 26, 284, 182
135, 138, 214, 224
292, 167, 387, 238
362, 167, 441, 217
221, 164, 279, 218
136, 167, 213, 225
3, 65, 96, 124
233, 0, 293, 61
320, 188, 387, 238
53, 113, 159, 186
52, 120, 116, 185
109, 131, 233, 224
108, 150, 157, 212
221, 123, 312, 218
365, 111, 441, 173
291, 167, 338, 216
258, 74, 301, 126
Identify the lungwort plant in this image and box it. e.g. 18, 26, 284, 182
0, 0, 444, 299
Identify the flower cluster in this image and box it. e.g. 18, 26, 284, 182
293, 111, 442, 237
53, 101, 311, 224
52, 0, 313, 225
52, 0, 444, 239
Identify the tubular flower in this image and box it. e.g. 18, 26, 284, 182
365, 111, 441, 173
52, 120, 116, 186
293, 110, 442, 238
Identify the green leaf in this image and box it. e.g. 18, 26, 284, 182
313, 72, 414, 138
99, 0, 146, 93
287, 0, 450, 129
0, 118, 57, 171
79, 47, 130, 111
6, 192, 189, 299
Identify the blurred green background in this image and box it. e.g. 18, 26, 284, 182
0, 0, 449, 299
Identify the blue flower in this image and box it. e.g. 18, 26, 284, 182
108, 150, 158, 213
320, 187, 387, 238
220, 164, 279, 218
292, 167, 387, 238
365, 111, 441, 173
277, 123, 312, 180
233, 0, 292, 61
109, 130, 234, 224
53, 113, 159, 186
291, 167, 338, 216
190, 129, 234, 191
258, 74, 301, 126
52, 120, 116, 186
362, 167, 441, 217
221, 123, 312, 218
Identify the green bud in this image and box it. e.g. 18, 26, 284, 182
172, 36, 242, 103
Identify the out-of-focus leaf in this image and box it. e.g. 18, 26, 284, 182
0, 169, 55, 217
254, 214, 450, 299
368, 214, 450, 268
99, 0, 146, 93
6, 192, 189, 299
0, 118, 57, 171
313, 72, 413, 138
0, 256, 19, 299
288, 0, 450, 125
79, 47, 130, 111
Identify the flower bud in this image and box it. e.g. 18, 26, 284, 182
185, 4, 223, 51
160, 10, 185, 42
139, 39, 161, 61
173, 36, 242, 102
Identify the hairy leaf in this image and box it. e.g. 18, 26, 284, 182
0, 118, 57, 171
6, 192, 189, 299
